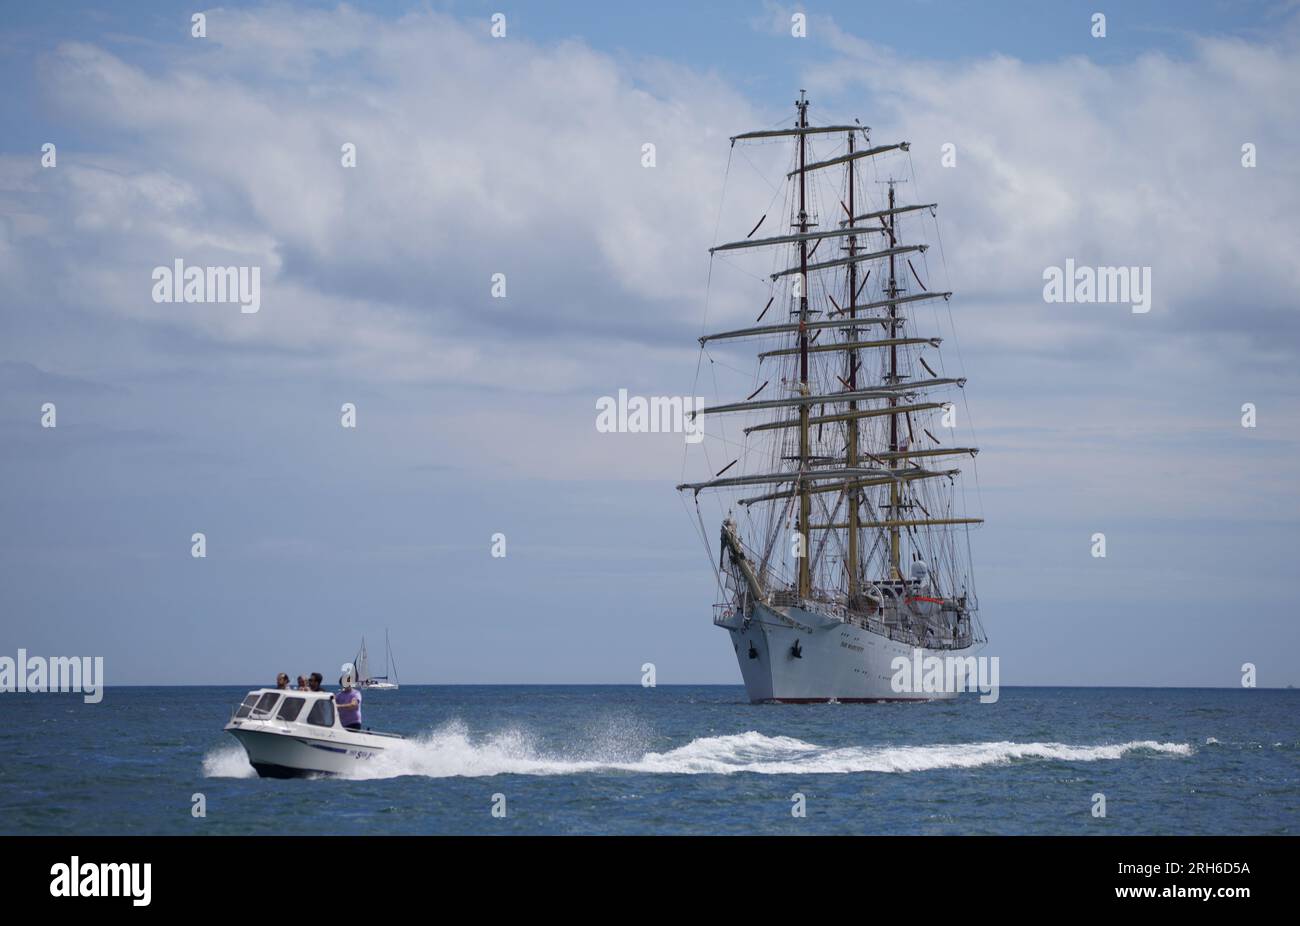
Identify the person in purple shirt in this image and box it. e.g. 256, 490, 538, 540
335, 675, 363, 730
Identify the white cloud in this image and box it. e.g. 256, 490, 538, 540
10, 9, 778, 393
794, 16, 1300, 353
2, 5, 1298, 503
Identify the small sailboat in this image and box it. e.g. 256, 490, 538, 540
353, 630, 399, 691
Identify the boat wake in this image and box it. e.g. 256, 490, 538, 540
350, 723, 1199, 779
201, 723, 1192, 779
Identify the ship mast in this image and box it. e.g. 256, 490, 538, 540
887, 180, 901, 580
679, 97, 984, 612
845, 130, 860, 599
796, 91, 812, 599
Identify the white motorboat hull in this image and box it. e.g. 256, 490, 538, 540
226, 707, 400, 780
225, 723, 396, 778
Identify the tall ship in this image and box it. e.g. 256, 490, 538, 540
678, 93, 986, 702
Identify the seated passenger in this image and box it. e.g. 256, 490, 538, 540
335, 675, 363, 730
276, 673, 289, 690
308, 673, 323, 692
296, 675, 308, 691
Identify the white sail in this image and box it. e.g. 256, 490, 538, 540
355, 630, 399, 690
354, 638, 370, 684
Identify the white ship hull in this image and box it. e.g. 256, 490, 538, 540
723, 601, 972, 703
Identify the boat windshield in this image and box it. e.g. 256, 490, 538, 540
251, 692, 280, 718
276, 697, 307, 722
234, 693, 259, 719
306, 699, 335, 728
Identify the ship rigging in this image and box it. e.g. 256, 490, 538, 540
677, 92, 987, 702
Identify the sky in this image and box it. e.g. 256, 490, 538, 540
1, 1, 1298, 686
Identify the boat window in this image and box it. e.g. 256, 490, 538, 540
306, 699, 335, 728
234, 694, 260, 719
253, 692, 280, 716
276, 697, 306, 722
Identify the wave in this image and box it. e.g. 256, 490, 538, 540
202, 743, 257, 779
200, 723, 1192, 780
339, 723, 1192, 780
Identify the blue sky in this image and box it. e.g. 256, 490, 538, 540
3, 1, 1290, 146
1, 1, 1298, 686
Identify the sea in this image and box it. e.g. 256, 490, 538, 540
2, 685, 1296, 835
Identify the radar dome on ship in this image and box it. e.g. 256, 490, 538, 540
910, 560, 930, 581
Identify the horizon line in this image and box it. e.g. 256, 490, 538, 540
26, 682, 1297, 691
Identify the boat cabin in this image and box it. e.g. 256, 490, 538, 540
231, 688, 344, 730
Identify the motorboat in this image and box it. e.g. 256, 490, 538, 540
224, 688, 402, 778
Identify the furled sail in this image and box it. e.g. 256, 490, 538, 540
770, 244, 927, 279
699, 291, 950, 343
710, 225, 887, 254
787, 142, 910, 177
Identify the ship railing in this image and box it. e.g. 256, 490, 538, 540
770, 590, 971, 649
844, 611, 927, 648
770, 589, 801, 608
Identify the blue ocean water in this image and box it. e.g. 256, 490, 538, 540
1, 685, 1295, 835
